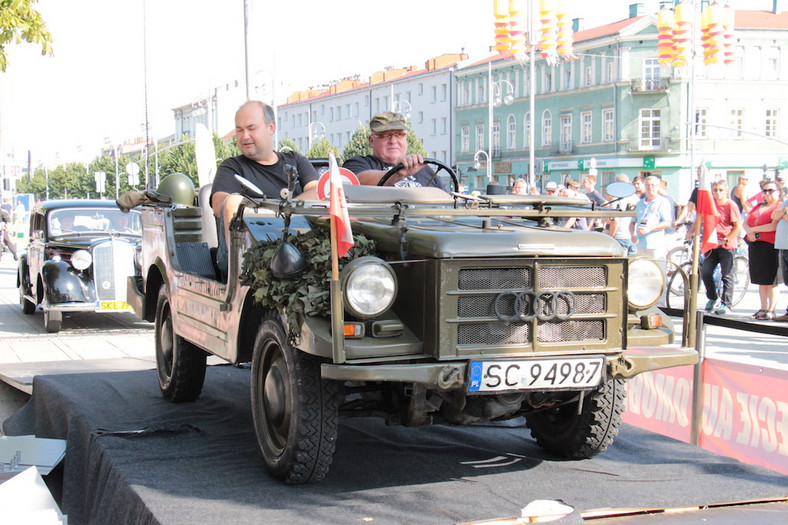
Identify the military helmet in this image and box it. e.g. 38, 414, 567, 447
157, 173, 195, 206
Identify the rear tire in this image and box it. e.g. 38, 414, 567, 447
251, 317, 340, 484
730, 256, 750, 307
18, 265, 36, 314
666, 262, 690, 310
525, 378, 625, 459
154, 284, 207, 402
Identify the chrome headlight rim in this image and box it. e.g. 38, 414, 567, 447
628, 257, 665, 310
340, 256, 397, 319
70, 249, 93, 271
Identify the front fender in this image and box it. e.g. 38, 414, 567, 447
41, 260, 93, 304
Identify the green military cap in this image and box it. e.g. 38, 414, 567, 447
369, 112, 408, 133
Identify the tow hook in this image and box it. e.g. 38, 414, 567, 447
438, 366, 462, 389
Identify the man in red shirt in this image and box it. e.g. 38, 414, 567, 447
701, 180, 742, 314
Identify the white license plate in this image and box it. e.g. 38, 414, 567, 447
468, 356, 604, 392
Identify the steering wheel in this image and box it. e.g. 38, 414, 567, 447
377, 158, 459, 192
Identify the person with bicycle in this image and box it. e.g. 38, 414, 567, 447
692, 180, 742, 315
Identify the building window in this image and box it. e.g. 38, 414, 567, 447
492, 122, 501, 157
730, 108, 744, 138
766, 109, 779, 138
476, 124, 485, 149
580, 111, 592, 143
564, 67, 572, 90
441, 83, 447, 101
545, 71, 553, 93
765, 47, 779, 79
441, 117, 447, 134
607, 59, 616, 83
644, 58, 660, 90
639, 108, 662, 149
695, 108, 708, 138
602, 109, 615, 141
432, 86, 437, 103
542, 110, 552, 146
560, 114, 573, 152
478, 80, 487, 104
507, 115, 516, 149
584, 64, 593, 86
461, 126, 470, 152
523, 113, 531, 148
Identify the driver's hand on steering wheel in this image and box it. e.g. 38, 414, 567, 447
383, 154, 425, 185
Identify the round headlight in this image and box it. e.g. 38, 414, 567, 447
71, 249, 92, 271
340, 256, 397, 319
628, 257, 665, 309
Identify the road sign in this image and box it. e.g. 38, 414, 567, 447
94, 171, 106, 194
126, 162, 140, 186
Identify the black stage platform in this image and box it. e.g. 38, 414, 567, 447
4, 365, 787, 524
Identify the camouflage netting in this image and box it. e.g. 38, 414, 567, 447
241, 228, 378, 344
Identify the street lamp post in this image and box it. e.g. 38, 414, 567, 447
487, 61, 514, 184
308, 122, 326, 150
474, 150, 491, 187
392, 99, 412, 120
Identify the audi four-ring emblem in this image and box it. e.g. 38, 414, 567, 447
493, 290, 576, 322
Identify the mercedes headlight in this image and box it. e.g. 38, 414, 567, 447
70, 249, 93, 271
628, 257, 664, 309
340, 256, 397, 319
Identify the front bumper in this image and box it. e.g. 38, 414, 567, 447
321, 345, 699, 390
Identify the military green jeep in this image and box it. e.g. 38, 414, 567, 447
127, 161, 697, 484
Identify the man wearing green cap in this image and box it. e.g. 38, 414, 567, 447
343, 112, 446, 190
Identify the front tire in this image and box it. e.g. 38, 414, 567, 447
251, 317, 340, 484
154, 284, 207, 402
525, 378, 625, 459
43, 309, 61, 333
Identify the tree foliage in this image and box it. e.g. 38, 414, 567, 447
277, 137, 301, 154
16, 132, 240, 202
306, 137, 337, 160
0, 0, 53, 72
341, 126, 426, 162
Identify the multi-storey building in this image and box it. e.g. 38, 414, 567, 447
274, 53, 466, 164
455, 5, 788, 200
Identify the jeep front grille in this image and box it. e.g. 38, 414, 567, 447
93, 241, 136, 302
445, 260, 622, 354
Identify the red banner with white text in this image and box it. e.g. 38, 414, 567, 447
624, 358, 788, 475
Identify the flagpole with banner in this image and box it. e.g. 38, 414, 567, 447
328, 151, 354, 364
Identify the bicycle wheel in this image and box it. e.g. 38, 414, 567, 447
730, 256, 750, 307
666, 262, 691, 309
666, 244, 691, 274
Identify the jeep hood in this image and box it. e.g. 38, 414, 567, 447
350, 219, 624, 258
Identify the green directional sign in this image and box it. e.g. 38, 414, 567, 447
778, 158, 788, 170
643, 156, 655, 169
578, 159, 585, 171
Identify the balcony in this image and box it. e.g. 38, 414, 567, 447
553, 141, 575, 155
628, 137, 672, 152
630, 78, 670, 93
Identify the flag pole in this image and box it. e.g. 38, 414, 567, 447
685, 1, 701, 348
328, 152, 346, 364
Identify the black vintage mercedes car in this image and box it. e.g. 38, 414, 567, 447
18, 199, 142, 333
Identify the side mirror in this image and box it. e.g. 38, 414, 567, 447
605, 182, 636, 199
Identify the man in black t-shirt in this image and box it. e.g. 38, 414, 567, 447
343, 112, 445, 191
210, 101, 318, 276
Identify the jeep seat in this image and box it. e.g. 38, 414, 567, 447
198, 184, 218, 249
